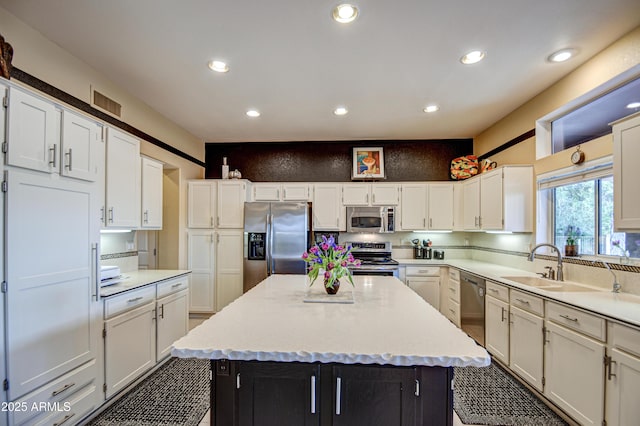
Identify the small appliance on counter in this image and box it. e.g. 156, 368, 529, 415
100, 265, 123, 287
433, 250, 445, 260
412, 239, 434, 259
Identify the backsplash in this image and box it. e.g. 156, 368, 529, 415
100, 231, 138, 272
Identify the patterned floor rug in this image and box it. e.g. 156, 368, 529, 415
86, 357, 210, 426
454, 363, 568, 426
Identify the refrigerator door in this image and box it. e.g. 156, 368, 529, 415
243, 203, 269, 292
271, 202, 308, 274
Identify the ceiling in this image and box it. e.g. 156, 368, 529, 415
1, 0, 639, 143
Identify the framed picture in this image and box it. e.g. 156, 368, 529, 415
352, 147, 385, 179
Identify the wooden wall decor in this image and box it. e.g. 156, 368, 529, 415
0, 34, 14, 79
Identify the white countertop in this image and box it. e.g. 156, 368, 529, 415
398, 258, 640, 328
172, 274, 490, 367
100, 269, 191, 297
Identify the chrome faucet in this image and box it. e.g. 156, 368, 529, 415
602, 262, 622, 293
528, 243, 564, 281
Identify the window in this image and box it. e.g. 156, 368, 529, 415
539, 157, 639, 260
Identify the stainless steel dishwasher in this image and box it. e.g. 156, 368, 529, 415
459, 271, 486, 345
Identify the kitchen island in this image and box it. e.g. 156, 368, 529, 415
172, 275, 489, 425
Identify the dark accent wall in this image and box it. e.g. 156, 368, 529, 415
206, 140, 472, 182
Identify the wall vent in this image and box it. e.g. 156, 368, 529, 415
92, 89, 122, 117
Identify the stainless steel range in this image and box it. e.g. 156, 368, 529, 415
346, 241, 399, 277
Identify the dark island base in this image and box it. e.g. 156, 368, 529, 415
211, 360, 454, 426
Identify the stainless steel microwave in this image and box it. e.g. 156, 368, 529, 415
346, 206, 395, 233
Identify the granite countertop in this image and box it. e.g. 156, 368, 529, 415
171, 274, 490, 367
100, 269, 191, 298
397, 258, 640, 328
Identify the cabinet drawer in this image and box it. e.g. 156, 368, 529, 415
447, 300, 460, 327
11, 360, 98, 425
610, 322, 640, 358
448, 268, 460, 281
447, 280, 460, 304
486, 281, 509, 302
104, 285, 156, 319
157, 275, 189, 298
510, 290, 543, 316
546, 302, 605, 341
406, 266, 440, 276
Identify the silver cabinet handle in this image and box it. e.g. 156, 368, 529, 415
217, 216, 220, 227
92, 243, 100, 301
501, 307, 506, 322
53, 413, 75, 426
516, 298, 530, 305
144, 210, 149, 223
100, 207, 105, 225
210, 216, 214, 227
171, 283, 183, 288
423, 218, 426, 228
64, 148, 73, 171
127, 296, 143, 303
159, 304, 165, 319
277, 189, 280, 199
310, 375, 316, 414
108, 207, 114, 223
372, 193, 375, 204
236, 373, 241, 389
509, 312, 514, 325
608, 357, 617, 380
559, 314, 578, 323
489, 288, 499, 293
49, 144, 57, 167
544, 328, 550, 344
449, 308, 455, 314
429, 218, 433, 228
335, 377, 342, 415
52, 382, 75, 397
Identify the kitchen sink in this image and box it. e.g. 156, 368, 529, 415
500, 276, 603, 292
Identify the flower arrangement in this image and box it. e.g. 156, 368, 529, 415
565, 225, 581, 246
302, 235, 360, 291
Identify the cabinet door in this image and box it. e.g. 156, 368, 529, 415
400, 184, 427, 230
485, 296, 509, 365
333, 365, 417, 426
613, 113, 640, 229
61, 110, 102, 182
187, 230, 216, 313
342, 184, 370, 206
282, 183, 309, 201
5, 169, 101, 400
156, 289, 189, 361
253, 183, 281, 201
313, 184, 343, 231
218, 180, 247, 228
188, 180, 216, 228
104, 302, 156, 398
480, 169, 503, 230
105, 128, 140, 227
6, 87, 59, 173
428, 183, 454, 230
509, 306, 543, 392
544, 320, 605, 425
141, 157, 163, 228
606, 348, 640, 426
406, 277, 440, 310
371, 184, 399, 205
216, 229, 244, 311
238, 362, 321, 426
462, 179, 480, 230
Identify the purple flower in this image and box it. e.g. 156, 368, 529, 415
347, 254, 355, 262
324, 271, 331, 279
309, 246, 318, 254
315, 258, 323, 264
327, 262, 335, 270
321, 243, 329, 251
302, 252, 309, 259
341, 260, 347, 267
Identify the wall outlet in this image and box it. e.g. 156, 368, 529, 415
126, 241, 135, 251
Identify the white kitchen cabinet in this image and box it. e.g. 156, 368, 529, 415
612, 112, 640, 230
187, 180, 216, 228
485, 282, 510, 365
371, 183, 399, 205
400, 184, 428, 230
282, 183, 310, 201
606, 322, 640, 426
406, 276, 440, 310
453, 183, 464, 231
544, 318, 605, 425
479, 170, 503, 230
313, 183, 344, 231
428, 183, 454, 230
444, 268, 461, 327
216, 229, 244, 312
252, 182, 310, 201
5, 86, 59, 174
104, 289, 156, 399
509, 292, 544, 392
105, 127, 140, 228
140, 156, 163, 229
342, 183, 399, 206
217, 180, 248, 228
462, 178, 481, 230
61, 109, 103, 182
5, 169, 102, 401
187, 229, 216, 313
156, 283, 189, 361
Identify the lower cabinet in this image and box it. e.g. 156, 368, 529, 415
485, 295, 509, 365
156, 288, 189, 362
214, 360, 454, 426
405, 267, 440, 310
509, 294, 544, 392
443, 268, 460, 327
606, 322, 640, 425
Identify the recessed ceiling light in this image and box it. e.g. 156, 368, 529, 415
246, 109, 260, 118
547, 49, 576, 63
333, 4, 358, 23
208, 60, 229, 73
626, 102, 640, 109
423, 105, 439, 113
334, 106, 348, 116
460, 50, 485, 65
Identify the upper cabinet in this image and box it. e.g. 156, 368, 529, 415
141, 157, 163, 229
188, 180, 217, 228
428, 183, 454, 230
105, 128, 140, 228
217, 180, 249, 228
251, 183, 310, 202
187, 179, 248, 229
612, 112, 640, 230
399, 183, 454, 231
313, 183, 345, 231
342, 183, 399, 206
61, 110, 103, 182
400, 184, 428, 230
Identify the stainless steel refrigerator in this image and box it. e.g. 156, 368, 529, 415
243, 202, 309, 292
